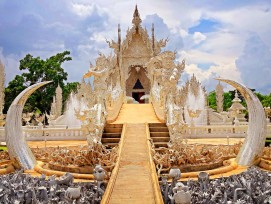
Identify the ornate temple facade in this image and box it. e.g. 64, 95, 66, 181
106, 6, 168, 103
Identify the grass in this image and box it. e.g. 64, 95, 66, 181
0, 146, 7, 151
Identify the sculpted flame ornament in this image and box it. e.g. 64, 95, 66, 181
5, 81, 52, 169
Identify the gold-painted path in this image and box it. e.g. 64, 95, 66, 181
102, 104, 163, 204
112, 104, 161, 124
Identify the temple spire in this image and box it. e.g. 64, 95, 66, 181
216, 81, 224, 113
0, 60, 5, 115
132, 5, 142, 27
152, 23, 155, 55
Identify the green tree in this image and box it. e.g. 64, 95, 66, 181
255, 92, 271, 107
62, 82, 80, 111
207, 91, 217, 110
207, 91, 234, 112
4, 75, 26, 112
223, 92, 233, 111
262, 94, 271, 107
4, 51, 73, 114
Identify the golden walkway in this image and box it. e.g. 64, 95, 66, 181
102, 104, 163, 203
112, 104, 161, 124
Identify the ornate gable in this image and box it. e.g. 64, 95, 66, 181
122, 5, 153, 59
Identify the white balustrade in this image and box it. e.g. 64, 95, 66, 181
1, 124, 271, 142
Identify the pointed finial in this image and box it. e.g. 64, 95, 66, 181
132, 5, 142, 27
133, 4, 139, 18
235, 89, 238, 98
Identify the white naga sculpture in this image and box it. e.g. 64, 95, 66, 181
147, 51, 185, 108
81, 53, 117, 146
75, 103, 106, 147
216, 78, 267, 166
84, 53, 116, 105
5, 81, 52, 169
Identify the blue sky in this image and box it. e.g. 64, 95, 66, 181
0, 0, 271, 93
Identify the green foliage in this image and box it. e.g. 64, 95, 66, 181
223, 92, 233, 111
0, 146, 7, 151
4, 75, 26, 112
207, 91, 234, 112
207, 91, 217, 110
62, 82, 80, 111
256, 92, 271, 107
208, 89, 271, 119
4, 51, 74, 114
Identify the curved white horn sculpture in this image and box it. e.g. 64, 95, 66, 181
216, 78, 267, 166
5, 81, 52, 169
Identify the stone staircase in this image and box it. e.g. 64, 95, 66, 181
149, 123, 170, 148
101, 124, 123, 148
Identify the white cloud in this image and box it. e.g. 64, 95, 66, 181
179, 50, 233, 65
0, 47, 21, 85
184, 62, 241, 91
71, 3, 95, 17
236, 34, 271, 93
192, 32, 206, 44
0, 0, 270, 93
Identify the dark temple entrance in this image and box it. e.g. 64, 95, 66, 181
132, 79, 145, 103
132, 92, 145, 103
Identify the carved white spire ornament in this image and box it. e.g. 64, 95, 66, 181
50, 96, 57, 116
55, 83, 62, 117
216, 81, 224, 113
132, 5, 142, 28
0, 60, 5, 115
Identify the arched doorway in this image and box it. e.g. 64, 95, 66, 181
132, 79, 145, 103
126, 65, 150, 103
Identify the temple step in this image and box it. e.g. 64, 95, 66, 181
102, 133, 121, 138
104, 127, 123, 133
149, 127, 169, 132
151, 137, 170, 143
149, 123, 167, 127
150, 132, 170, 137
101, 138, 120, 143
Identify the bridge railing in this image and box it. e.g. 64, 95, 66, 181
0, 126, 86, 142
1, 124, 270, 142
106, 91, 124, 123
